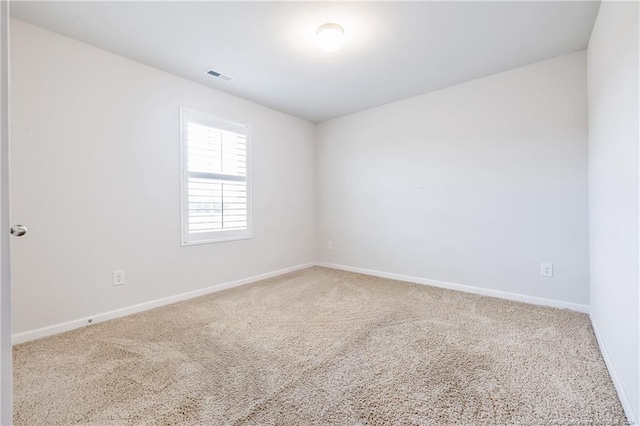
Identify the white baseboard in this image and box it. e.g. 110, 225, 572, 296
590, 316, 637, 425
316, 262, 589, 313
15, 262, 590, 345
12, 263, 315, 345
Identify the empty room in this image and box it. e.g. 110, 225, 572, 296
0, 0, 638, 424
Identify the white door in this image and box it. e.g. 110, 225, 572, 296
0, 1, 10, 424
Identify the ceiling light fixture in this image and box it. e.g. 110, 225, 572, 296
316, 23, 345, 53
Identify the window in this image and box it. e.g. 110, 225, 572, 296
180, 108, 251, 245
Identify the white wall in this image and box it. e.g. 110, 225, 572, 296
587, 1, 639, 422
317, 52, 589, 307
9, 20, 316, 335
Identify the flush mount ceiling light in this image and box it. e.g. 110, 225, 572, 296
316, 23, 345, 53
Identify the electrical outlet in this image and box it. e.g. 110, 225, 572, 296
113, 270, 125, 286
327, 241, 333, 250
541, 263, 553, 278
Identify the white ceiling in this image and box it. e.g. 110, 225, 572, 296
11, 1, 600, 123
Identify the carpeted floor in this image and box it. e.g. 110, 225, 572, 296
14, 266, 626, 425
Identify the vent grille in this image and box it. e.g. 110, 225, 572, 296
205, 69, 232, 82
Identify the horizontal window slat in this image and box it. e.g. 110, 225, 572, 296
220, 150, 246, 156
187, 185, 222, 190
188, 225, 222, 229
188, 182, 224, 187
188, 197, 221, 200
187, 188, 223, 193
187, 144, 222, 151
188, 202, 223, 207
187, 135, 221, 143
188, 171, 246, 181
188, 201, 221, 205
188, 199, 221, 204
220, 193, 246, 198
188, 191, 222, 197
187, 132, 223, 139
188, 207, 221, 212
187, 167, 223, 174
187, 192, 244, 196
188, 154, 222, 159
187, 154, 223, 161
187, 187, 222, 193
189, 218, 222, 224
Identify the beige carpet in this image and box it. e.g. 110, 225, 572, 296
14, 267, 626, 425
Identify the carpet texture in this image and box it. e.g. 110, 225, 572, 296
14, 267, 626, 425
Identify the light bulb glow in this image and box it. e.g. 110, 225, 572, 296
316, 23, 345, 53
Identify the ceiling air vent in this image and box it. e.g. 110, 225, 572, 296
205, 69, 232, 82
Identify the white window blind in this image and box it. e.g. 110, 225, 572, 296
180, 109, 251, 245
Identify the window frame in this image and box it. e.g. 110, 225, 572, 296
179, 107, 252, 246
